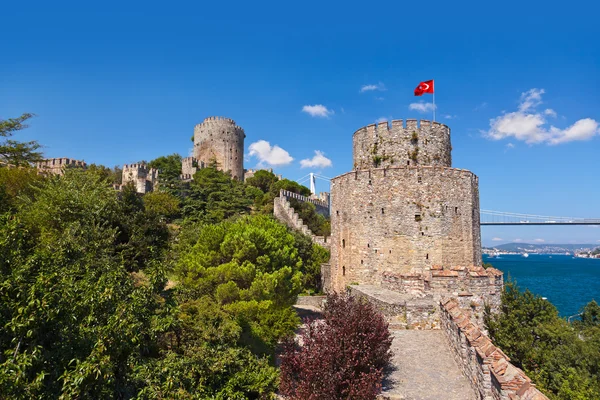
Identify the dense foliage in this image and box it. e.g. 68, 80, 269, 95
0, 113, 43, 166
485, 281, 600, 399
279, 293, 393, 400
148, 154, 183, 193
0, 156, 330, 398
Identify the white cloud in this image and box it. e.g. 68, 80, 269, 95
544, 108, 557, 118
485, 88, 600, 145
300, 150, 332, 169
519, 88, 545, 112
492, 237, 503, 241
514, 238, 523, 242
360, 82, 386, 93
444, 114, 457, 119
506, 143, 515, 149
534, 238, 545, 243
248, 140, 294, 166
375, 97, 385, 101
375, 117, 388, 123
302, 104, 334, 118
409, 102, 436, 113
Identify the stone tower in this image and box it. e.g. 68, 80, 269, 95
122, 163, 159, 194
328, 119, 482, 292
192, 116, 245, 181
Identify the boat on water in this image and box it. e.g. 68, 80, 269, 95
522, 252, 529, 258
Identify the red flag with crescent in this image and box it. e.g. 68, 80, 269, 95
414, 80, 434, 96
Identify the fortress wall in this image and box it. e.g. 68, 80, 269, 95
329, 167, 481, 292
352, 119, 451, 169
279, 189, 330, 217
193, 116, 245, 181
441, 299, 549, 400
36, 158, 87, 175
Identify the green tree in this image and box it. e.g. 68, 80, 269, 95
0, 166, 44, 212
174, 215, 304, 354
181, 166, 254, 223
148, 153, 182, 192
0, 113, 43, 167
143, 191, 181, 221
246, 169, 279, 193
0, 198, 168, 398
485, 281, 600, 399
87, 163, 122, 184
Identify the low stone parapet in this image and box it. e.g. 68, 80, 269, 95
440, 298, 548, 400
348, 285, 440, 330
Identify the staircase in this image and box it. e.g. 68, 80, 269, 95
273, 194, 330, 250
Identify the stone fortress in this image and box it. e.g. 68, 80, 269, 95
288, 118, 547, 399
36, 116, 276, 191
329, 119, 485, 292
181, 116, 245, 181
35, 158, 87, 175
33, 115, 548, 399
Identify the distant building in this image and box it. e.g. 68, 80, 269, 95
120, 163, 159, 194
35, 158, 87, 175
189, 116, 245, 181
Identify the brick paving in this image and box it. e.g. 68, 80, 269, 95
380, 330, 477, 400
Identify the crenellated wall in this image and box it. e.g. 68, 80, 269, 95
273, 193, 330, 248
329, 166, 481, 292
279, 189, 330, 217
353, 119, 451, 169
122, 163, 158, 194
193, 116, 245, 181
35, 158, 87, 175
441, 299, 549, 400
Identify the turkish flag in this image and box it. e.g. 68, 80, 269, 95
414, 80, 434, 96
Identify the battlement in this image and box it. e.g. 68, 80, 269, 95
122, 162, 158, 194
35, 158, 87, 175
279, 189, 330, 211
353, 118, 452, 169
354, 119, 450, 137
123, 163, 151, 171
194, 116, 245, 135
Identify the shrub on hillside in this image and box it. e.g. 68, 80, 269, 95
279, 293, 393, 400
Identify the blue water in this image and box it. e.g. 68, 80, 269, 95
483, 254, 600, 317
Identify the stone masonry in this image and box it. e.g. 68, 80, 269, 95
35, 158, 87, 175
329, 119, 484, 293
273, 190, 330, 249
122, 163, 159, 194
441, 299, 548, 400
192, 116, 245, 181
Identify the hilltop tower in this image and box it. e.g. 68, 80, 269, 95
192, 116, 245, 181
328, 119, 482, 292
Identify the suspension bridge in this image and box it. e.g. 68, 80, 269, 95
295, 173, 600, 226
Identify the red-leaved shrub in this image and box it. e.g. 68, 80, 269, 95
279, 292, 393, 400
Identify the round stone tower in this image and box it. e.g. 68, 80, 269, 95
353, 119, 451, 169
193, 116, 245, 180
329, 119, 482, 292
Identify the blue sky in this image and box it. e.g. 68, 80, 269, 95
1, 0, 599, 245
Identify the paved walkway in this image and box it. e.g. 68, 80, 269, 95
380, 330, 477, 400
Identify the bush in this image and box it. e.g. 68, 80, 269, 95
279, 293, 393, 400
